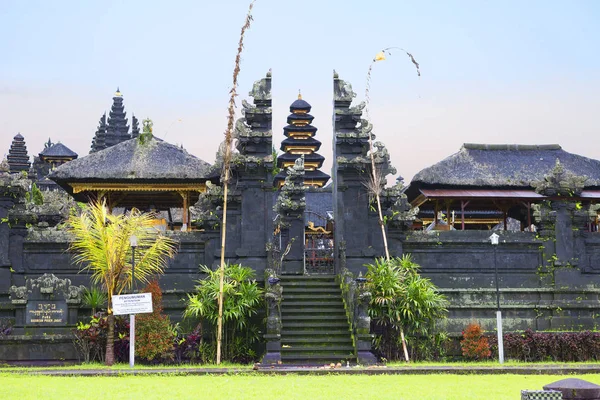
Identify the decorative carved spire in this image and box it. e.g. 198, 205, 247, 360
274, 156, 306, 219
235, 70, 273, 157
131, 114, 140, 138
105, 88, 130, 147
533, 158, 587, 197
90, 113, 107, 153
7, 133, 31, 174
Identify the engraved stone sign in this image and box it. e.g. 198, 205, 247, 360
26, 300, 68, 325
9, 273, 85, 329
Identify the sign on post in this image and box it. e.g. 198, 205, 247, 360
112, 293, 153, 316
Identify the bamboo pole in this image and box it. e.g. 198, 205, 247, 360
364, 48, 420, 363
216, 0, 256, 366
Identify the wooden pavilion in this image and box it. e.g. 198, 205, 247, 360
405, 144, 600, 231
49, 133, 214, 230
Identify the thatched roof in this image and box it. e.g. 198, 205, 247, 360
39, 143, 78, 160
407, 144, 600, 198
49, 135, 212, 184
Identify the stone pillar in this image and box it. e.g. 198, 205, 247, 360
354, 282, 377, 365
332, 71, 398, 273
263, 278, 282, 364
234, 71, 274, 274
0, 175, 16, 293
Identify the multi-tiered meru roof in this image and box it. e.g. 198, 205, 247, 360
274, 94, 330, 188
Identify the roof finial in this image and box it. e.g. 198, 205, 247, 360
115, 87, 122, 97
298, 90, 302, 100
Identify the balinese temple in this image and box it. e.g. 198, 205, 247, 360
31, 138, 78, 190
7, 133, 31, 174
406, 143, 600, 231
273, 94, 330, 187
49, 123, 213, 231
90, 88, 133, 153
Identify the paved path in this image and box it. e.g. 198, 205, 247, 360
4, 364, 600, 376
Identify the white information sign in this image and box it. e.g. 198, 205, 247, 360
112, 293, 153, 316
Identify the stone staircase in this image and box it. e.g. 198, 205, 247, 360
279, 275, 356, 365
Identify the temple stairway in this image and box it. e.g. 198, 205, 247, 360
279, 275, 356, 365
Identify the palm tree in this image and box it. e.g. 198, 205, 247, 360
67, 200, 178, 366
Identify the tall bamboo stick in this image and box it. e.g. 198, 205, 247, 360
216, 0, 256, 365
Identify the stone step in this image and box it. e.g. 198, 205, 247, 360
283, 287, 341, 294
283, 290, 341, 301
281, 301, 344, 308
280, 281, 339, 287
280, 329, 351, 336
282, 314, 347, 320
280, 354, 356, 363
282, 345, 355, 353
282, 321, 350, 328
280, 275, 336, 280
282, 337, 353, 344
281, 307, 346, 314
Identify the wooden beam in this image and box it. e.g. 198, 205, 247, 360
461, 200, 470, 231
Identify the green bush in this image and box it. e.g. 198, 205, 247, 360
366, 255, 448, 361
135, 281, 175, 363
184, 263, 263, 363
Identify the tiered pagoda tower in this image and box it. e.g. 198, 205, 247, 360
7, 133, 31, 174
90, 88, 131, 153
274, 94, 329, 188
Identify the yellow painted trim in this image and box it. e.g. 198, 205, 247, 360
70, 182, 206, 194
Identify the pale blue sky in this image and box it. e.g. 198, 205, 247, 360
1, 0, 599, 181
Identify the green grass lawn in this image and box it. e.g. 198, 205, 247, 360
3, 374, 600, 400
0, 362, 251, 371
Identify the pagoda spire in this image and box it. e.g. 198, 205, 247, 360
7, 133, 31, 174
131, 114, 140, 138
90, 112, 108, 153
273, 95, 330, 188
105, 88, 130, 147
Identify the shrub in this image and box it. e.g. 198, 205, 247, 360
366, 255, 448, 361
184, 263, 263, 363
0, 318, 13, 337
82, 286, 107, 315
489, 329, 600, 362
135, 281, 175, 363
72, 312, 129, 363
461, 323, 491, 360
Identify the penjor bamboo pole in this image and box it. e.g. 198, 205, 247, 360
216, 0, 256, 365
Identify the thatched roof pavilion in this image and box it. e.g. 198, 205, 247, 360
49, 133, 213, 230
406, 144, 600, 230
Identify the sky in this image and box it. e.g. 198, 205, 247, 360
1, 0, 599, 183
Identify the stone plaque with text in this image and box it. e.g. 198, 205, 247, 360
26, 300, 68, 326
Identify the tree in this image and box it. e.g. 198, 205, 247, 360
366, 255, 448, 361
67, 200, 177, 366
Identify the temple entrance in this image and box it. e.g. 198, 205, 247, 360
304, 211, 334, 274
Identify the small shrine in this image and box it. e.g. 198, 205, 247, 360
273, 94, 330, 188
31, 138, 78, 191
49, 120, 213, 230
